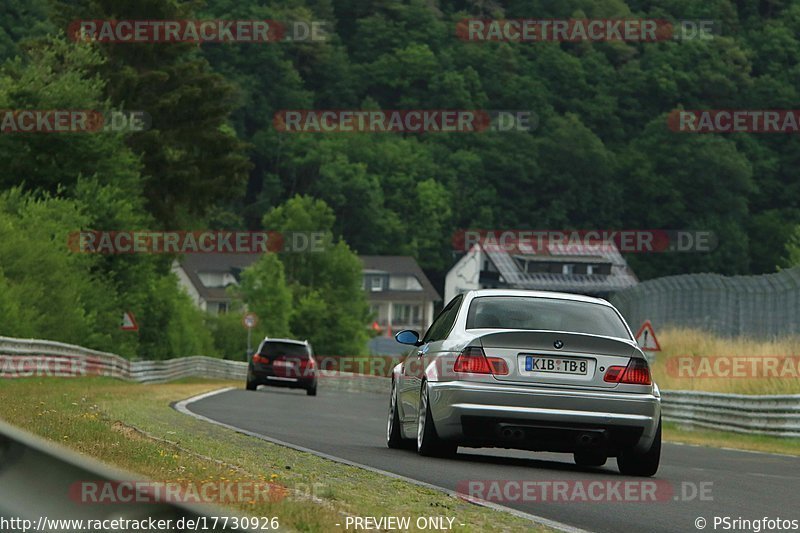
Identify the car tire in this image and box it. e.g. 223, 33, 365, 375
417, 381, 457, 458
246, 379, 258, 391
574, 451, 607, 467
617, 418, 661, 477
306, 385, 317, 396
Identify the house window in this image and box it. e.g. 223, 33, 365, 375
198, 272, 227, 288
562, 264, 574, 275
389, 275, 423, 291
217, 302, 228, 314
371, 276, 383, 291
587, 265, 596, 275
392, 304, 422, 325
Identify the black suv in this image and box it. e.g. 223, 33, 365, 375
246, 338, 318, 396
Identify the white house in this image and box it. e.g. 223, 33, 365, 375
360, 255, 441, 335
172, 254, 441, 335
444, 242, 638, 303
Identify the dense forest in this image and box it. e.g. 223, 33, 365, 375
1, 0, 799, 356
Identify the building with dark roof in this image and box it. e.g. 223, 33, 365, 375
444, 242, 638, 303
360, 255, 441, 337
172, 255, 441, 340
172, 253, 256, 314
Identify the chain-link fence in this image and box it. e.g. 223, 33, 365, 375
610, 267, 800, 338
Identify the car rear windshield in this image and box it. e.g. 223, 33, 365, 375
259, 342, 310, 358
466, 296, 631, 340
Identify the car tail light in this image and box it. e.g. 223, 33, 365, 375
253, 354, 268, 364
604, 359, 651, 385
487, 357, 509, 375
454, 347, 508, 375
299, 358, 315, 372
621, 358, 651, 385
603, 365, 625, 382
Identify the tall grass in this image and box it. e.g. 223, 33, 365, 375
650, 328, 800, 395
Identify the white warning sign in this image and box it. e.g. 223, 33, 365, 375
121, 311, 139, 331
635, 320, 660, 351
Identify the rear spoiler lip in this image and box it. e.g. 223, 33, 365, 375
473, 329, 644, 358
471, 328, 636, 344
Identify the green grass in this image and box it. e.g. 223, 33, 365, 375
663, 421, 800, 456
0, 377, 554, 532
651, 328, 800, 394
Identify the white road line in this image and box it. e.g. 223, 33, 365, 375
174, 387, 591, 533
666, 440, 799, 458
747, 472, 798, 480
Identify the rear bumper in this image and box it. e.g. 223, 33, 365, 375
248, 367, 317, 389
427, 380, 660, 453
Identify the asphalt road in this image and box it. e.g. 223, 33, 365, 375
183, 386, 800, 533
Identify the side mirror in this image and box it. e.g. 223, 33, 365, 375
395, 329, 422, 346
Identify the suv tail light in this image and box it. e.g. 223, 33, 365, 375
604, 358, 651, 385
453, 347, 508, 375
298, 357, 315, 377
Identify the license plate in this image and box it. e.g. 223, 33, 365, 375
273, 360, 294, 367
525, 356, 588, 375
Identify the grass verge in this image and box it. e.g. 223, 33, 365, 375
663, 422, 800, 456
650, 328, 800, 394
0, 377, 554, 532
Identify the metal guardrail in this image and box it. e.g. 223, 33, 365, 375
0, 335, 390, 392
0, 419, 249, 532
1, 335, 799, 437
0, 335, 247, 383
660, 390, 800, 438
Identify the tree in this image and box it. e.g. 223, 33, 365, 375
237, 253, 293, 339
51, 0, 251, 228
262, 195, 370, 355
0, 36, 217, 359
783, 225, 800, 268
0, 0, 53, 61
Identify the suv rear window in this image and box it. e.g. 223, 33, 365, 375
259, 342, 310, 358
466, 296, 631, 340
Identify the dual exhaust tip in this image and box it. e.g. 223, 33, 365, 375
499, 427, 600, 445
500, 427, 524, 440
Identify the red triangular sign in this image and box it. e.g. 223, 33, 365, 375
121, 311, 139, 331
634, 320, 660, 351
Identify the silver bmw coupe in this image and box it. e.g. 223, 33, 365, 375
387, 289, 661, 477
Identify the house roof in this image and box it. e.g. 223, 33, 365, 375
176, 253, 441, 303
482, 242, 638, 293
360, 255, 441, 302
176, 253, 260, 301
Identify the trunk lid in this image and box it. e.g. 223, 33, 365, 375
477, 330, 639, 389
